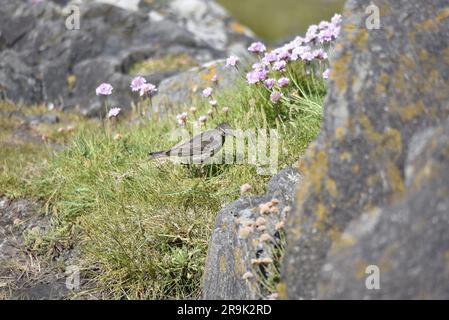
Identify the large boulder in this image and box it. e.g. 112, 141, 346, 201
0, 0, 254, 115
203, 167, 300, 300
282, 0, 449, 299
318, 119, 449, 299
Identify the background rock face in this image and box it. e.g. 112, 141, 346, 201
0, 0, 254, 115
203, 167, 299, 300
282, 0, 449, 299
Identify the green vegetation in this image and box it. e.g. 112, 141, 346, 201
129, 54, 198, 76
218, 0, 345, 42
0, 61, 325, 299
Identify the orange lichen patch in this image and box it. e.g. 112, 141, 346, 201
396, 101, 425, 122
331, 51, 352, 92
400, 54, 417, 71
276, 282, 288, 300
332, 231, 356, 251
410, 161, 436, 191
219, 255, 226, 273
359, 114, 403, 161
416, 8, 449, 32
234, 247, 245, 275
343, 23, 357, 41
386, 160, 406, 196
352, 164, 360, 175
67, 74, 76, 92
335, 127, 346, 141
354, 29, 369, 50
298, 159, 308, 175
200, 64, 217, 84
355, 259, 368, 280
419, 48, 429, 61
325, 178, 338, 198
309, 150, 329, 194
340, 152, 352, 162
313, 203, 328, 231
230, 21, 248, 34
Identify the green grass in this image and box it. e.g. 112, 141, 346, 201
0, 60, 325, 299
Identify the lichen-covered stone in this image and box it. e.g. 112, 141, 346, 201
318, 118, 449, 299
282, 0, 449, 299
203, 167, 299, 300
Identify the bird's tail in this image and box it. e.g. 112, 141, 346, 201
149, 150, 168, 160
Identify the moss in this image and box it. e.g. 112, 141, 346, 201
129, 54, 198, 76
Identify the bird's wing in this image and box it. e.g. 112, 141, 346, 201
167, 130, 224, 158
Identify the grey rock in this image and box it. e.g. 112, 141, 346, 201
282, 0, 449, 299
0, 50, 42, 105
318, 118, 449, 299
27, 113, 60, 125
203, 167, 299, 300
153, 60, 240, 112
0, 0, 255, 114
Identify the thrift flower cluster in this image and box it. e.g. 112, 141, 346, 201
241, 13, 341, 103
176, 14, 342, 126
95, 76, 158, 120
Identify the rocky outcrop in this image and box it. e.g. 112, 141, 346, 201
282, 0, 449, 299
202, 167, 299, 300
0, 0, 254, 115
318, 119, 449, 299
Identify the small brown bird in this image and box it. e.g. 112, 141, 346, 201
149, 123, 234, 164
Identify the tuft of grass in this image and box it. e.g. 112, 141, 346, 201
129, 54, 198, 76
2, 58, 325, 299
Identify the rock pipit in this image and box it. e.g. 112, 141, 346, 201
149, 123, 234, 164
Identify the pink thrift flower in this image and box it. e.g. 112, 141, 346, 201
96, 83, 113, 96
313, 49, 328, 60
226, 55, 240, 68
212, 74, 218, 83
198, 115, 207, 123
209, 100, 218, 106
331, 14, 343, 26
139, 83, 157, 96
262, 52, 278, 65
270, 91, 282, 104
107, 107, 121, 118
264, 78, 276, 90
176, 112, 188, 121
305, 24, 319, 43
248, 42, 266, 54
291, 46, 311, 61
275, 48, 291, 61
272, 60, 287, 72
202, 87, 213, 98
246, 71, 260, 85
130, 76, 146, 92
278, 77, 290, 87
323, 69, 330, 79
